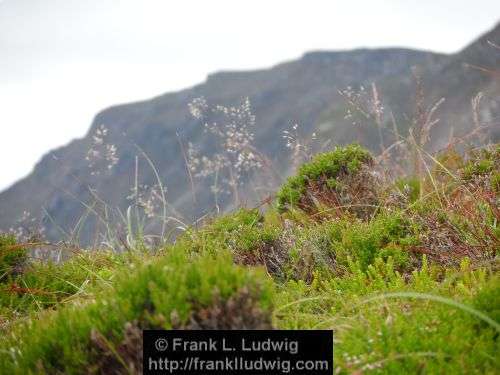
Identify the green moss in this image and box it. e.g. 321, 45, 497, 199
331, 212, 417, 271
276, 257, 500, 373
276, 175, 306, 211
282, 212, 417, 281
0, 248, 274, 373
473, 279, 500, 330
277, 144, 373, 211
378, 244, 410, 269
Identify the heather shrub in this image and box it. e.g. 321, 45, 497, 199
277, 144, 379, 219
280, 211, 418, 282
0, 248, 274, 374
329, 212, 417, 272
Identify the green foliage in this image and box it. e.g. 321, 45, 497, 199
0, 251, 125, 323
463, 159, 494, 179
1, 143, 499, 374
207, 208, 276, 252
491, 171, 500, 193
0, 248, 274, 373
328, 212, 417, 271
461, 145, 499, 180
276, 257, 500, 374
0, 234, 26, 281
180, 208, 281, 261
395, 177, 421, 203
473, 279, 500, 330
277, 144, 373, 211
279, 212, 418, 283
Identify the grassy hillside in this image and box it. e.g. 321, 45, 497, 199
0, 143, 498, 374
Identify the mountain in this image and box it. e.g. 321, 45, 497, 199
1, 23, 498, 243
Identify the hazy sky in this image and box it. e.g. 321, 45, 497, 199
0, 0, 499, 191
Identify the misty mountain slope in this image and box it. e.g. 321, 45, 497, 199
316, 23, 500, 150
429, 22, 500, 141
0, 24, 498, 243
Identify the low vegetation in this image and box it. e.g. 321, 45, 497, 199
277, 144, 379, 219
0, 143, 498, 374
0, 234, 27, 279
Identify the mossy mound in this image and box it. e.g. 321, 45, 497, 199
0, 249, 274, 374
277, 144, 379, 219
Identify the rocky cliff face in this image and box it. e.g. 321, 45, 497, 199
1, 23, 498, 244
